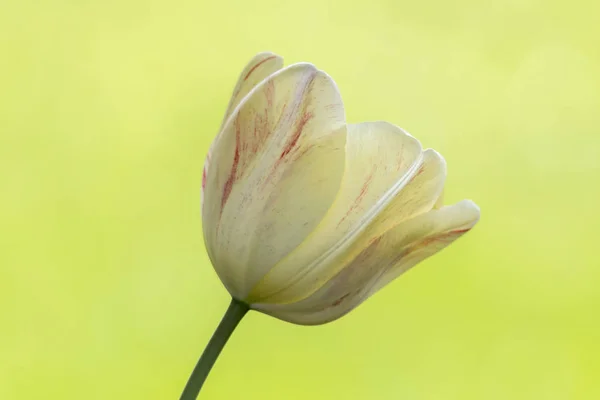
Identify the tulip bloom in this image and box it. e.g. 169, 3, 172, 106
181, 52, 479, 399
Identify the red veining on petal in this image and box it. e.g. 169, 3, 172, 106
331, 293, 351, 307
274, 101, 288, 128
243, 55, 277, 81
451, 228, 471, 234
264, 110, 314, 185
260, 73, 316, 187
320, 236, 384, 310
221, 119, 241, 211
325, 236, 383, 309
415, 228, 471, 248
252, 104, 271, 153
202, 165, 207, 191
265, 79, 274, 107
395, 143, 405, 171
368, 235, 382, 246
407, 163, 426, 184
337, 170, 376, 228
279, 111, 313, 161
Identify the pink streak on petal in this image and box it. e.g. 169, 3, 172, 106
243, 55, 277, 81
221, 120, 241, 211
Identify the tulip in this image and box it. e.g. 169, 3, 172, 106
180, 52, 480, 399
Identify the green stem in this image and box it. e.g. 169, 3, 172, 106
180, 298, 249, 400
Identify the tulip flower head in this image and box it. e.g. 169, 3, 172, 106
201, 52, 480, 325
181, 52, 481, 399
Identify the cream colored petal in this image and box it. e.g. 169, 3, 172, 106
219, 52, 285, 132
369, 149, 447, 234
202, 53, 284, 205
254, 200, 480, 325
202, 63, 347, 298
254, 237, 388, 325
247, 122, 423, 304
370, 199, 480, 294
250, 148, 446, 305
433, 188, 444, 209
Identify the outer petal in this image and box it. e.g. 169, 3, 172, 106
248, 122, 424, 303
202, 53, 284, 204
369, 200, 480, 293
367, 149, 447, 234
433, 188, 445, 209
254, 200, 480, 325
202, 63, 347, 298
218, 52, 285, 132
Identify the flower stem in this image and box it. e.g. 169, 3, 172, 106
179, 297, 249, 400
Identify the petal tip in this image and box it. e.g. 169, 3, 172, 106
423, 148, 447, 175
458, 199, 481, 226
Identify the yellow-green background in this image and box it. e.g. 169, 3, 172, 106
2, 0, 599, 398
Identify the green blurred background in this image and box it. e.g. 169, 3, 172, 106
2, 0, 599, 398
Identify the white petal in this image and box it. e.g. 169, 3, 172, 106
202, 63, 347, 298
219, 52, 285, 132
255, 200, 480, 325
369, 149, 447, 234
254, 237, 388, 325
369, 199, 480, 294
202, 53, 283, 205
433, 188, 445, 209
248, 122, 423, 303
